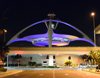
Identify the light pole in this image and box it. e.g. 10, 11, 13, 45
3, 29, 7, 43
91, 12, 96, 46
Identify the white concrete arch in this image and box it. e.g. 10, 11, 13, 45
6, 20, 95, 46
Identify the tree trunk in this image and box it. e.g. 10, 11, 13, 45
98, 62, 99, 72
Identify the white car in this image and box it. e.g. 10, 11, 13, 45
87, 65, 98, 67
42, 61, 48, 67
78, 64, 87, 68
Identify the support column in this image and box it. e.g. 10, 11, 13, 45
47, 19, 53, 47
49, 55, 53, 66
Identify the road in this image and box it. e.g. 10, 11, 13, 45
2, 69, 100, 78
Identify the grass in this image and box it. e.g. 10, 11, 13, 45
45, 66, 59, 68
0, 67, 7, 72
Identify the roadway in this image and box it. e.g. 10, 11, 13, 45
2, 69, 100, 78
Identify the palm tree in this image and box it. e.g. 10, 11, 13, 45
82, 54, 88, 67
89, 50, 94, 65
0, 8, 9, 24
0, 37, 9, 62
89, 50, 100, 71
0, 46, 9, 61
0, 30, 3, 37
0, 29, 9, 63
96, 50, 100, 71
0, 8, 9, 62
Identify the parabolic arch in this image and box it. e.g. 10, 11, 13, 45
6, 20, 95, 46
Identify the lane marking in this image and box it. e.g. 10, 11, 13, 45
15, 74, 19, 76
87, 74, 90, 75
65, 74, 69, 75
40, 74, 43, 76
53, 70, 55, 78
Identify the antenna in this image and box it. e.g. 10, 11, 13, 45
47, 13, 56, 18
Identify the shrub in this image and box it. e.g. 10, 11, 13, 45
46, 66, 59, 68
0, 67, 7, 72
89, 68, 93, 71
64, 60, 72, 66
46, 66, 55, 68
0, 65, 5, 68
36, 63, 42, 66
28, 61, 36, 66
72, 64, 78, 67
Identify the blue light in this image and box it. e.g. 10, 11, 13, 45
10, 20, 95, 46
64, 39, 68, 41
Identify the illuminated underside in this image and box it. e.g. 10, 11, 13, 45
8, 20, 95, 47
10, 33, 95, 46
31, 37, 70, 46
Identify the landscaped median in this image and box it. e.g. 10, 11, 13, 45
45, 66, 59, 68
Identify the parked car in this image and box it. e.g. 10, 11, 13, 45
87, 65, 98, 68
42, 61, 48, 67
92, 65, 98, 67
96, 66, 100, 69
78, 63, 87, 68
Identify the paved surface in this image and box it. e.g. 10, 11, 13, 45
1, 69, 100, 78
82, 69, 100, 74
0, 70, 23, 78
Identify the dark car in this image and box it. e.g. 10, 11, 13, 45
96, 66, 100, 69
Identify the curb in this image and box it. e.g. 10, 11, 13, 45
82, 69, 100, 74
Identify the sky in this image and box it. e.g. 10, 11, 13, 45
0, 0, 100, 46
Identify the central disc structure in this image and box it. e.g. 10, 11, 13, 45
31, 37, 70, 46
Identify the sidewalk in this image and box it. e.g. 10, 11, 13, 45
82, 68, 100, 74
0, 70, 23, 78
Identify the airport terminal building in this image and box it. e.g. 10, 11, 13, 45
6, 14, 100, 67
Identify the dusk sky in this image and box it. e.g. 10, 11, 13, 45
0, 0, 100, 46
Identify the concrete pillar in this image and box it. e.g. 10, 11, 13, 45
49, 55, 53, 66
47, 19, 53, 47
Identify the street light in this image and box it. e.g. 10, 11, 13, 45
91, 12, 96, 46
3, 29, 7, 43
